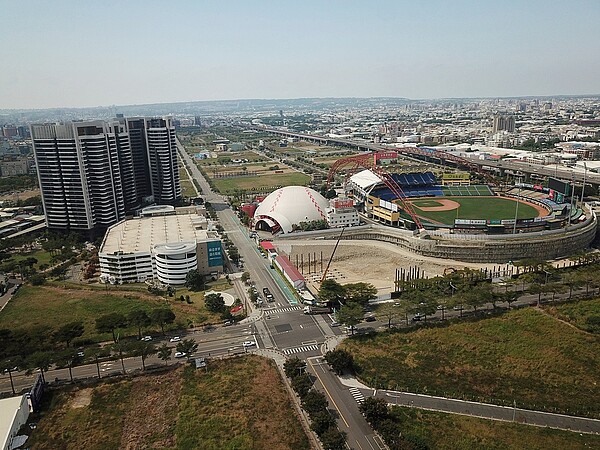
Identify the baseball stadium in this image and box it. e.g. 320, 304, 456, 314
264, 150, 597, 263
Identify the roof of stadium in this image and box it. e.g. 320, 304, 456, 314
100, 213, 215, 255
253, 186, 329, 233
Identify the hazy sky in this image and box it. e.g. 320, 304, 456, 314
1, 0, 599, 109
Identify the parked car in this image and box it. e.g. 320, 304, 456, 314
174, 351, 186, 358
330, 321, 340, 327
242, 341, 256, 348
141, 335, 152, 341
412, 313, 425, 322
169, 336, 181, 342
364, 315, 376, 322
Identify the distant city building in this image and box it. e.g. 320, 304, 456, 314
31, 116, 181, 235
492, 115, 515, 133
0, 157, 30, 177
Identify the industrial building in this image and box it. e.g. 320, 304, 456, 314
0, 395, 30, 450
99, 206, 222, 285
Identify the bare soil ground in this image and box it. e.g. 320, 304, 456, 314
0, 188, 40, 201
277, 240, 495, 295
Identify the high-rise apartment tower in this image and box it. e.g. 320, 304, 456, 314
31, 116, 181, 234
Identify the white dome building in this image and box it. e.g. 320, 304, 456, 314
254, 186, 329, 234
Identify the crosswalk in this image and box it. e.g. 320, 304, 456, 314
266, 306, 303, 314
349, 387, 365, 404
283, 344, 320, 355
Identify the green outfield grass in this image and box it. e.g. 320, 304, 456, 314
410, 196, 541, 225
211, 172, 310, 194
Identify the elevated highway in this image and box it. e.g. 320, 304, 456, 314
257, 126, 600, 189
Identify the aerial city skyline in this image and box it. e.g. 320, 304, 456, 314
1, 0, 599, 109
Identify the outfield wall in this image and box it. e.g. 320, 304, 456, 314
277, 213, 598, 263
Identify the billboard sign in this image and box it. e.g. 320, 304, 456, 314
207, 240, 223, 267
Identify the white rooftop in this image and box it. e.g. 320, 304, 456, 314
100, 214, 212, 254
349, 169, 382, 190
0, 395, 26, 450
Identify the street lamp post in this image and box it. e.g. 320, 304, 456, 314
580, 162, 587, 205
513, 180, 521, 234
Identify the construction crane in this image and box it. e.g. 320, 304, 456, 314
320, 227, 345, 284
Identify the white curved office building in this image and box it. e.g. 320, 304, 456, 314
153, 241, 198, 285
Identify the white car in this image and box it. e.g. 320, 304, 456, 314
174, 351, 186, 358
141, 335, 152, 341
242, 341, 256, 348
169, 336, 181, 342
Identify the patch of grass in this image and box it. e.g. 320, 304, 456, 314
341, 308, 600, 417
11, 249, 53, 269
29, 358, 310, 450
544, 298, 600, 332
211, 172, 310, 194
410, 196, 540, 225
28, 381, 133, 450
385, 406, 600, 450
0, 284, 222, 341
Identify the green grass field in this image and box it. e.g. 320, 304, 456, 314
211, 172, 310, 194
341, 308, 600, 417
544, 298, 600, 333
28, 357, 309, 450
0, 284, 223, 342
384, 405, 600, 450
410, 196, 541, 225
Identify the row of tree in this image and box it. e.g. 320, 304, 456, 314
95, 308, 176, 342
283, 357, 347, 450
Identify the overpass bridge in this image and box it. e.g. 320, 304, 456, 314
257, 127, 600, 190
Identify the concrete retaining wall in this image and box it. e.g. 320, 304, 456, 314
278, 216, 598, 263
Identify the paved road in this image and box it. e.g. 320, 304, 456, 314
375, 390, 600, 434
307, 357, 386, 450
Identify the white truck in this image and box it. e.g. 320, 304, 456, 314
303, 305, 331, 314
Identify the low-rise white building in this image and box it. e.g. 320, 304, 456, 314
0, 395, 30, 450
99, 208, 223, 285
326, 198, 360, 228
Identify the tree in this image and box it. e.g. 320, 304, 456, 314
301, 390, 328, 416
318, 279, 346, 305
241, 271, 251, 284
28, 351, 54, 384
528, 283, 544, 306
150, 308, 176, 335
95, 313, 127, 343
204, 293, 225, 313
291, 373, 313, 398
29, 273, 46, 285
359, 397, 389, 426
130, 341, 156, 370
0, 356, 23, 394
324, 349, 354, 375
343, 282, 377, 307
463, 283, 492, 313
56, 349, 82, 382
377, 303, 401, 328
54, 321, 84, 348
128, 310, 151, 340
336, 303, 363, 335
284, 356, 306, 379
310, 410, 336, 436
185, 270, 205, 291
176, 339, 199, 360
319, 427, 347, 450
111, 341, 128, 374
157, 343, 172, 365
562, 271, 583, 300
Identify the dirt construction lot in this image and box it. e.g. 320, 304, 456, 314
276, 240, 496, 295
